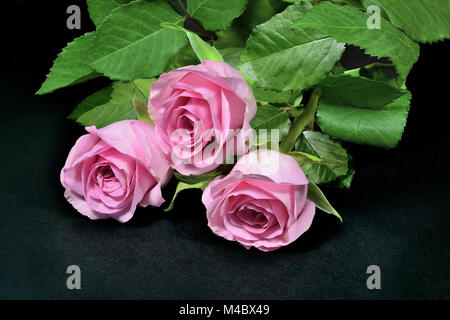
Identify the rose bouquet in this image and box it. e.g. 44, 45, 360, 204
38, 0, 449, 251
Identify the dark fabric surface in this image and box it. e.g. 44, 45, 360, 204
1, 1, 449, 299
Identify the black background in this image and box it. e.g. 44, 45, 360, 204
1, 0, 449, 299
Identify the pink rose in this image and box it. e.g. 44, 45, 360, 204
60, 120, 172, 223
202, 150, 316, 251
148, 60, 256, 175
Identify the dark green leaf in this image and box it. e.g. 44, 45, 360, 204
164, 181, 209, 212
174, 165, 232, 185
293, 131, 349, 184
37, 32, 100, 95
252, 87, 293, 104
72, 82, 138, 128
250, 104, 291, 145
292, 2, 420, 80
167, 43, 199, 71
364, 0, 450, 43
68, 85, 113, 120
239, 2, 345, 91
317, 91, 411, 149
319, 74, 404, 109
88, 1, 187, 81
240, 0, 285, 30
307, 182, 342, 222
187, 0, 249, 31
214, 24, 249, 49
87, 0, 132, 27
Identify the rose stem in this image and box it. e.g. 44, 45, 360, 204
279, 88, 322, 154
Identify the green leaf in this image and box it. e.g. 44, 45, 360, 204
166, 43, 199, 71
291, 2, 420, 80
307, 182, 342, 222
87, 0, 131, 28
164, 181, 209, 212
88, 1, 187, 81
316, 90, 411, 149
340, 0, 364, 9
239, 2, 345, 91
288, 151, 323, 176
250, 104, 291, 145
219, 47, 244, 67
72, 82, 138, 128
252, 87, 293, 104
68, 85, 113, 120
365, 0, 450, 43
36, 32, 100, 95
187, 0, 249, 31
336, 167, 355, 189
319, 74, 404, 109
293, 131, 349, 184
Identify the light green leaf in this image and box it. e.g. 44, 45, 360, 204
73, 82, 138, 128
87, 0, 132, 27
133, 78, 155, 99
132, 95, 152, 123
164, 181, 209, 212
37, 32, 100, 95
250, 104, 291, 145
239, 2, 345, 91
186, 31, 224, 62
365, 0, 450, 43
161, 23, 223, 62
133, 78, 155, 123
187, 0, 249, 31
88, 1, 187, 81
319, 74, 404, 109
161, 22, 224, 62
293, 131, 349, 184
317, 91, 411, 149
291, 2, 420, 80
307, 182, 342, 222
